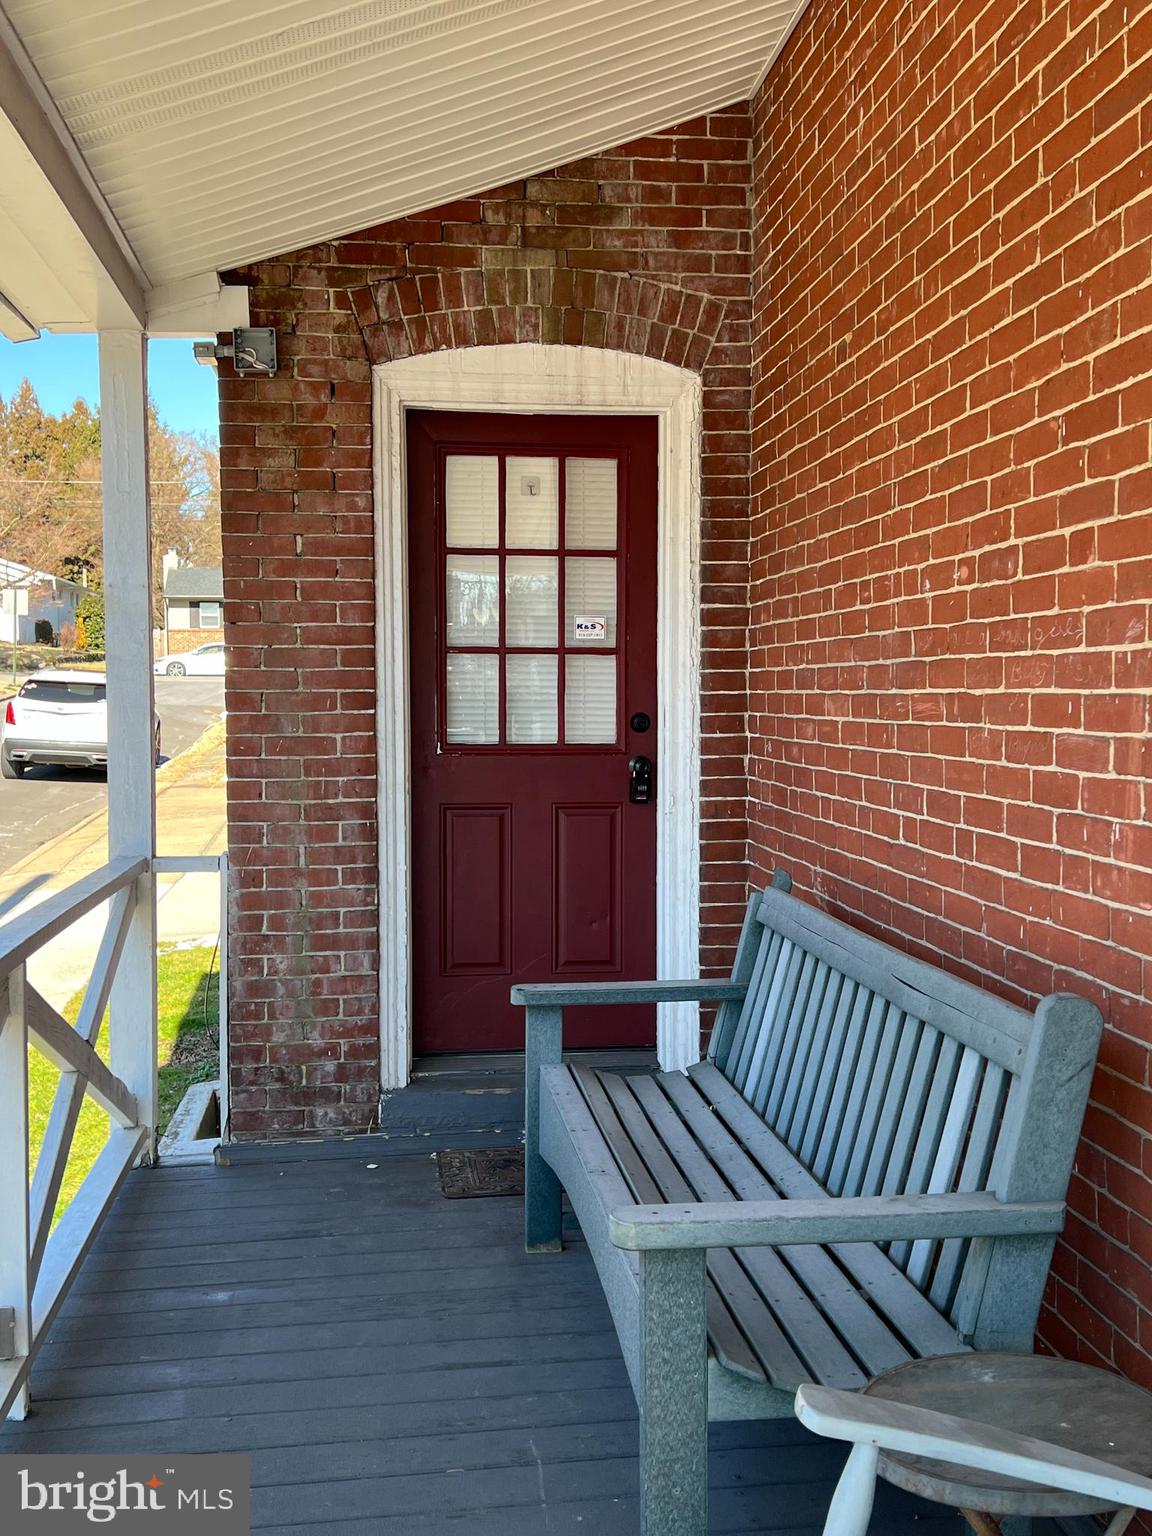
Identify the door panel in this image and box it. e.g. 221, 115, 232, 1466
441, 806, 511, 973
554, 804, 622, 972
408, 411, 658, 1053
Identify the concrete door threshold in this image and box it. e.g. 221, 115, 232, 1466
381, 1048, 655, 1138
412, 1048, 658, 1076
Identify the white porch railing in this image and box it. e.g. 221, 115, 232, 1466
0, 850, 228, 1421
0, 328, 219, 1422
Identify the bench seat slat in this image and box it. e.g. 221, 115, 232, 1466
571, 1067, 769, 1385
688, 1062, 969, 1361
536, 1063, 644, 1390
609, 1070, 867, 1389
652, 1069, 914, 1379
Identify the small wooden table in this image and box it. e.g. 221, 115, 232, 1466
863, 1352, 1152, 1533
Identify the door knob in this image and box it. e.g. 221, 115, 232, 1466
629, 755, 654, 804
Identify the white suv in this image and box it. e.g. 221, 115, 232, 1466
155, 641, 226, 677
2, 670, 161, 779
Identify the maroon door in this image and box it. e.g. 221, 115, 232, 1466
408, 411, 658, 1053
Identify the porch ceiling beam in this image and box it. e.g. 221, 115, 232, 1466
0, 285, 36, 341
145, 271, 249, 338
0, 3, 147, 333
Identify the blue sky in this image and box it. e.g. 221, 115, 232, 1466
0, 332, 219, 440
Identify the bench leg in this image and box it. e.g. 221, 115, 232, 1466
638, 1248, 709, 1536
524, 1005, 563, 1253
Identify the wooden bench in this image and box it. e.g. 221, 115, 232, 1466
514, 872, 1103, 1536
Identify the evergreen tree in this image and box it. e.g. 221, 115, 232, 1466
75, 591, 105, 652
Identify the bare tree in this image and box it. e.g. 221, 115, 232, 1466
0, 380, 223, 634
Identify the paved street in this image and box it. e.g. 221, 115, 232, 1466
0, 675, 224, 875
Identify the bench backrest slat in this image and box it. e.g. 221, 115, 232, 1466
775, 962, 843, 1138
794, 975, 861, 1168
709, 879, 1102, 1337
751, 889, 1031, 1072
904, 1045, 984, 1289
926, 1062, 1011, 1313
877, 1025, 946, 1198
708, 893, 766, 1068
809, 984, 873, 1186
825, 992, 894, 1196
755, 949, 824, 1119
724, 930, 784, 1088
856, 1011, 923, 1197
737, 938, 805, 1105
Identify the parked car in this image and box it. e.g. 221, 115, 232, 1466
155, 642, 226, 677
1, 669, 161, 779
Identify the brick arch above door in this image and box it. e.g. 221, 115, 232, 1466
349, 267, 729, 372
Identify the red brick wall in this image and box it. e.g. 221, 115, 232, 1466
219, 110, 753, 1137
750, 0, 1152, 1386
164, 628, 224, 656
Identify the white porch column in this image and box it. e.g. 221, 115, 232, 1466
98, 329, 158, 1151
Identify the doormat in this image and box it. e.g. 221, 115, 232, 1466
436, 1147, 525, 1199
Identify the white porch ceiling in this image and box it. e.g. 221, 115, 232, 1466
1, 0, 805, 327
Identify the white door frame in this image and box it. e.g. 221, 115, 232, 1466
372, 344, 703, 1088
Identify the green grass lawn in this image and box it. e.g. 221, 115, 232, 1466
28, 944, 220, 1225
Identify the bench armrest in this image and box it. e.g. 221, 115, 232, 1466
795, 1384, 1152, 1509
607, 1192, 1065, 1251
513, 979, 748, 1008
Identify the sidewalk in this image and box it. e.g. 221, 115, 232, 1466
0, 721, 228, 1009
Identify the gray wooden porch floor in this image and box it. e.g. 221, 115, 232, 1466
0, 1152, 1065, 1534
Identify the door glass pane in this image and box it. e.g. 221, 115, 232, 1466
565, 557, 617, 646
507, 654, 558, 744
506, 556, 558, 647
446, 654, 499, 744
506, 456, 559, 547
566, 459, 617, 548
565, 655, 617, 744
446, 555, 499, 646
446, 455, 498, 546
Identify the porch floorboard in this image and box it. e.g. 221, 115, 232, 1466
0, 1152, 1069, 1533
